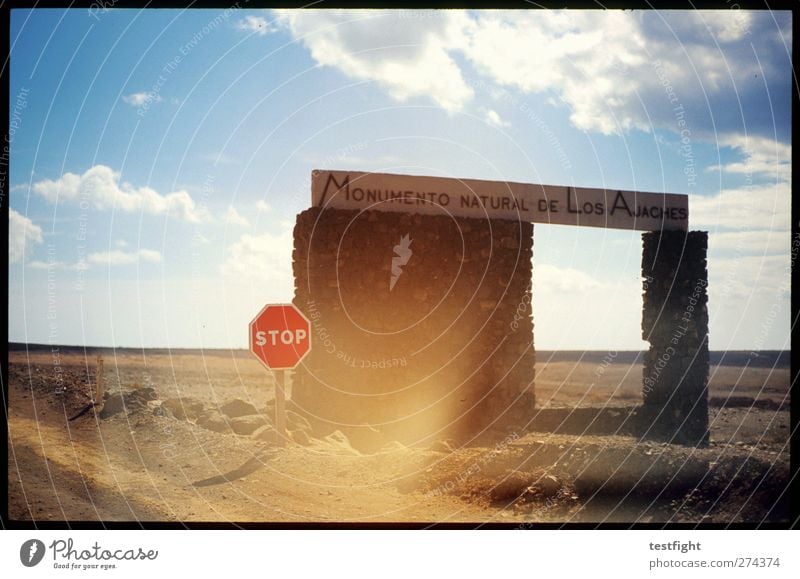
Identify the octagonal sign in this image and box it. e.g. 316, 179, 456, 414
249, 303, 312, 369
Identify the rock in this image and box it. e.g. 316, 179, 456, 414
289, 429, 311, 446
286, 410, 313, 434
152, 403, 172, 418
429, 440, 454, 453
343, 425, 387, 454
252, 424, 278, 443
534, 474, 562, 498
99, 390, 149, 419
488, 470, 557, 504
99, 393, 127, 418
163, 397, 205, 421
219, 399, 259, 419
228, 415, 269, 436
135, 386, 158, 401
380, 440, 408, 452
325, 430, 354, 449
197, 410, 230, 433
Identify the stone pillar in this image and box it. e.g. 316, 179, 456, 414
641, 230, 709, 446
292, 207, 535, 444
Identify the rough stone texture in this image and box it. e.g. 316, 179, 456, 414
99, 388, 157, 419
641, 230, 709, 446
343, 424, 388, 454
219, 399, 259, 419
289, 429, 311, 446
162, 397, 205, 421
197, 409, 230, 433
286, 410, 313, 435
251, 424, 278, 442
292, 207, 535, 443
228, 415, 270, 436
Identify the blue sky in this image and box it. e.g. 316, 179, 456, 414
8, 8, 792, 350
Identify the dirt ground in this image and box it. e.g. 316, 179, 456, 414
6, 347, 791, 524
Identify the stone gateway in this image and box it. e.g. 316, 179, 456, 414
290, 170, 708, 446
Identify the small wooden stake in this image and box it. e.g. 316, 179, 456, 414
275, 370, 287, 447
95, 356, 105, 404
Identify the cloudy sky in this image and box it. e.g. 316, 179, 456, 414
8, 8, 792, 351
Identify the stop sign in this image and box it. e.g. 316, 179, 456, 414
249, 303, 312, 369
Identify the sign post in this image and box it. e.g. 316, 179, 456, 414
248, 304, 312, 447
275, 371, 286, 445
95, 356, 105, 404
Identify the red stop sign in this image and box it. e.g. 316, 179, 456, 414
249, 304, 312, 369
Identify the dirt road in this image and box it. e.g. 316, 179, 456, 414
7, 348, 791, 524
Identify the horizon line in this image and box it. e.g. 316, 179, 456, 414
7, 342, 788, 355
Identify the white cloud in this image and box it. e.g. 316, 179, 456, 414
9, 209, 43, 264
275, 10, 783, 136
236, 15, 273, 36
192, 233, 211, 246
274, 9, 474, 112
221, 227, 293, 287
693, 136, 790, 233
708, 230, 789, 256
225, 206, 250, 227
28, 260, 87, 271
688, 10, 754, 43
717, 134, 791, 181
692, 183, 791, 232
484, 109, 510, 128
534, 263, 607, 294
88, 248, 162, 266
459, 10, 751, 135
31, 165, 209, 223
122, 92, 162, 107
709, 255, 788, 301
27, 248, 161, 270
706, 253, 789, 350
533, 262, 645, 350
692, 134, 791, 348
256, 200, 272, 212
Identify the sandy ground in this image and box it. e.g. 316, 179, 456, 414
6, 348, 791, 524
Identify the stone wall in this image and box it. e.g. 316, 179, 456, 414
641, 230, 709, 446
292, 207, 535, 444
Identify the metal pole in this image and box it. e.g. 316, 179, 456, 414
95, 356, 105, 404
275, 370, 287, 447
